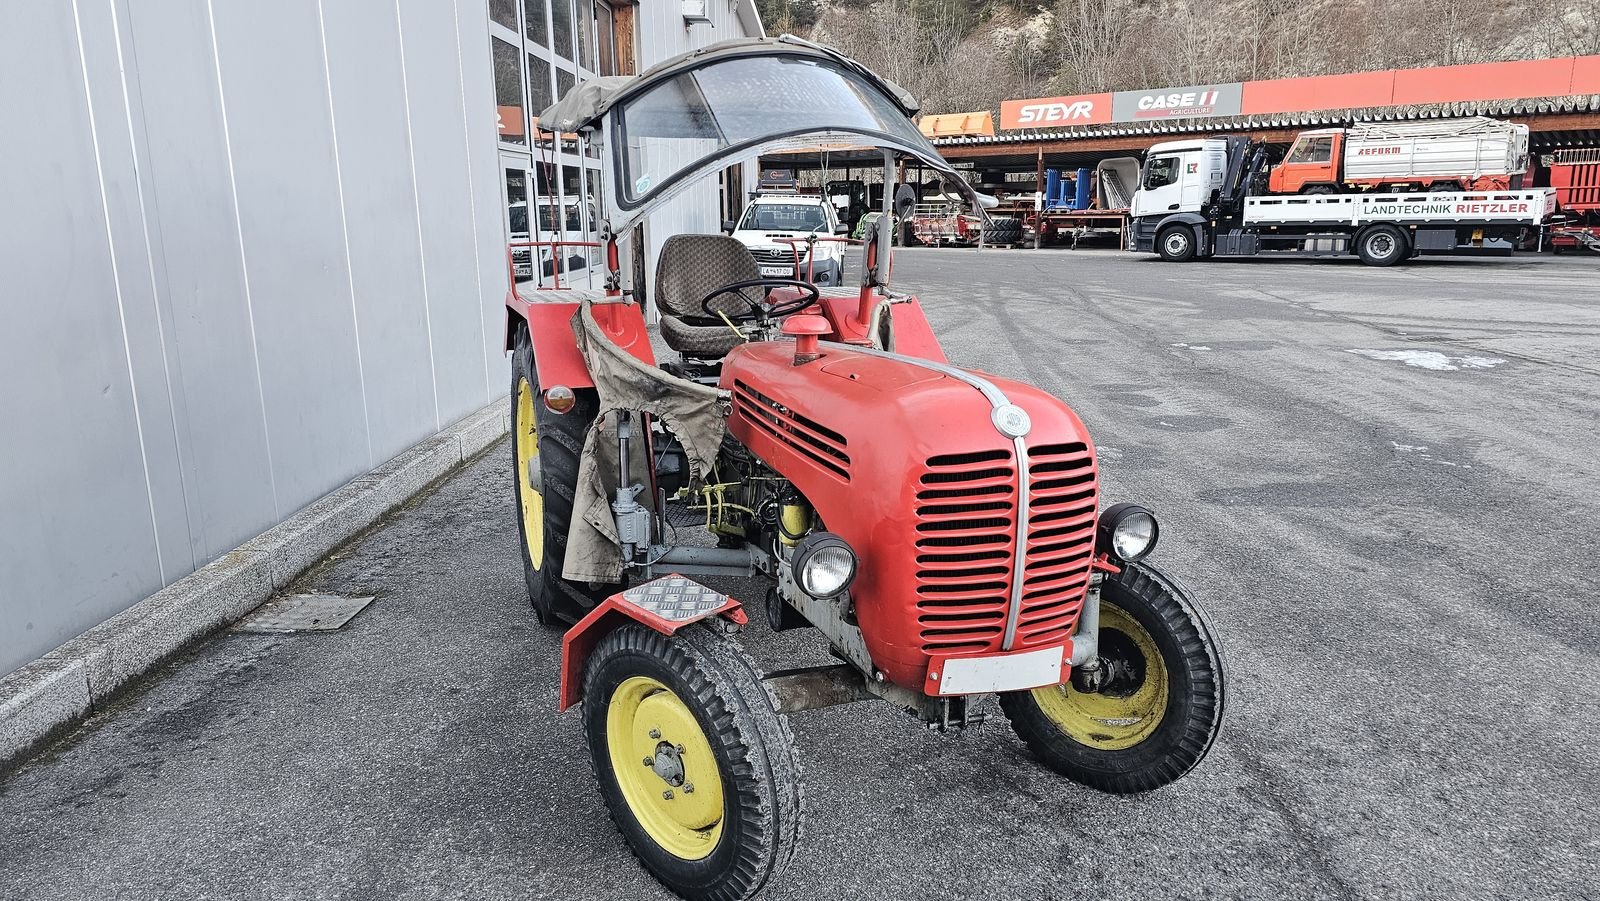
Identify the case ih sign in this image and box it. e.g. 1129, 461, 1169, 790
996, 54, 1600, 131
1112, 83, 1245, 120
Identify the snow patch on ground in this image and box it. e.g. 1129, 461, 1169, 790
1171, 342, 1213, 351
1346, 349, 1506, 371
1390, 440, 1472, 469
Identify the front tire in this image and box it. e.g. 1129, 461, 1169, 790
1156, 225, 1197, 262
511, 323, 614, 625
584, 624, 803, 901
1001, 562, 1225, 794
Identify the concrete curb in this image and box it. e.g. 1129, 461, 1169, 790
0, 399, 510, 771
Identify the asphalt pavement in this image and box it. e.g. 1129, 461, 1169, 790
3, 248, 1598, 900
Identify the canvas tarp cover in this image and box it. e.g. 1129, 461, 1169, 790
562, 299, 730, 582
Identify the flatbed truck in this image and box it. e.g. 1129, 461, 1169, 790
1130, 136, 1556, 266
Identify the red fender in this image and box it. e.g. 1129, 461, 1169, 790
505, 294, 655, 390
558, 575, 749, 711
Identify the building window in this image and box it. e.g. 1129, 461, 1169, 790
522, 0, 547, 45
551, 0, 573, 62
490, 0, 518, 30
576, 0, 596, 72
596, 2, 616, 76
528, 53, 552, 125
493, 38, 526, 146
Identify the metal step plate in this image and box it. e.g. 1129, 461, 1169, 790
233, 593, 374, 633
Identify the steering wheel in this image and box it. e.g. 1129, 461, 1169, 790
699, 278, 821, 324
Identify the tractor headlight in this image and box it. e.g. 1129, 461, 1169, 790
1098, 503, 1159, 563
791, 532, 857, 598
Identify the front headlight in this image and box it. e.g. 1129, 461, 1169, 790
1097, 503, 1159, 562
791, 532, 857, 597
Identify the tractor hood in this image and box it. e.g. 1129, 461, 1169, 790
541, 35, 984, 234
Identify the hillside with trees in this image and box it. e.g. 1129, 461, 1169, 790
758, 0, 1600, 116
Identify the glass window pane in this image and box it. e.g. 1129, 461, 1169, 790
596, 3, 615, 76
493, 38, 526, 146
528, 54, 553, 121
577, 0, 595, 72
617, 56, 929, 203
556, 66, 574, 101
522, 0, 547, 45
551, 0, 572, 61
506, 168, 531, 284
490, 0, 517, 29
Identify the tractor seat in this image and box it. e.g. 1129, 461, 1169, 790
655, 234, 762, 359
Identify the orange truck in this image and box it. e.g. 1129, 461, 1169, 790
1268, 117, 1530, 194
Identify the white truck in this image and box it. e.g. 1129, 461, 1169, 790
1130, 135, 1556, 266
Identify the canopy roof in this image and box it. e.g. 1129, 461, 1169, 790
539, 35, 921, 133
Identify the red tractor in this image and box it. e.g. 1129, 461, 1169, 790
505, 37, 1226, 901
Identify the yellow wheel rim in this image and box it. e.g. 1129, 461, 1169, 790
607, 676, 726, 860
514, 377, 543, 568
1032, 604, 1169, 751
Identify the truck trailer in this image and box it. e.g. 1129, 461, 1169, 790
1131, 135, 1556, 265
1268, 117, 1530, 194
1547, 148, 1600, 254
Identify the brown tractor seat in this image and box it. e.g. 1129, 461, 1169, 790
655, 234, 763, 358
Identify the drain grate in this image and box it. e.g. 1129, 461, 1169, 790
234, 593, 374, 633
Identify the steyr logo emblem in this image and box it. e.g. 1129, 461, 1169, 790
1017, 100, 1096, 124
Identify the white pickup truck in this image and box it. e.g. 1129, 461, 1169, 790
726, 193, 849, 286
1130, 135, 1556, 265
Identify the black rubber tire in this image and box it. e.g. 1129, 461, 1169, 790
1156, 226, 1197, 262
1356, 224, 1408, 267
510, 323, 614, 626
982, 218, 1022, 245
584, 624, 803, 901
1000, 562, 1226, 794
1300, 185, 1338, 195
1428, 182, 1460, 193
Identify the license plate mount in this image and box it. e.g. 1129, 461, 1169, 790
925, 644, 1068, 696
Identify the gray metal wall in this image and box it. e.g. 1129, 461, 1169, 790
0, 0, 510, 677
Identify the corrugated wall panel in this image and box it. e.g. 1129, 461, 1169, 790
0, 0, 167, 672
398, 0, 492, 423
319, 0, 441, 460
211, 0, 372, 509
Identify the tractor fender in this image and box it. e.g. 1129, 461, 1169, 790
558, 575, 749, 711
505, 294, 654, 390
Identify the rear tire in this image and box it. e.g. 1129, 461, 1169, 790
1156, 226, 1197, 262
511, 323, 615, 626
1001, 562, 1225, 794
584, 624, 803, 901
1428, 181, 1460, 193
1356, 224, 1408, 266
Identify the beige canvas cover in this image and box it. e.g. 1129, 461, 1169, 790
562, 298, 731, 582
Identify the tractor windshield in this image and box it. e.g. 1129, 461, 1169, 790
613, 53, 937, 210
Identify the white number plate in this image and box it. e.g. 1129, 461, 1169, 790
932, 644, 1066, 695
759, 264, 792, 277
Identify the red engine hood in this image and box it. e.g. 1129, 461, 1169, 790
721, 341, 1101, 690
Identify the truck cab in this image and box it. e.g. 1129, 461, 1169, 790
1268, 129, 1342, 194
1129, 139, 1228, 221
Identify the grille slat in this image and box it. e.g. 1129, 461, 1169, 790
912, 438, 1097, 656
732, 380, 849, 481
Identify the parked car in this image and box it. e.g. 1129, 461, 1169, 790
726, 193, 848, 285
